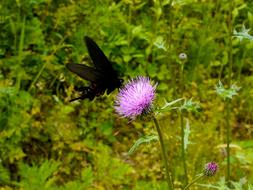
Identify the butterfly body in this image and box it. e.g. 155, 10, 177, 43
66, 36, 123, 102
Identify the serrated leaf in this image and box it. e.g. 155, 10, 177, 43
233, 25, 253, 41
180, 98, 200, 112
215, 81, 240, 100
128, 135, 158, 155
154, 36, 167, 51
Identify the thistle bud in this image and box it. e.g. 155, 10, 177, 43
203, 162, 218, 177
179, 53, 187, 60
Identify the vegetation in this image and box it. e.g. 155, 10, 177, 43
0, 0, 253, 189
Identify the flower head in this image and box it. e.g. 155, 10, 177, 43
203, 162, 218, 177
115, 76, 156, 119
179, 53, 187, 61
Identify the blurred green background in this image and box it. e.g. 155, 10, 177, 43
0, 0, 253, 189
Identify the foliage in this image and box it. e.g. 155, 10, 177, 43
0, 0, 253, 189
128, 135, 158, 155
215, 81, 240, 100
198, 177, 253, 190
18, 160, 60, 190
233, 25, 253, 41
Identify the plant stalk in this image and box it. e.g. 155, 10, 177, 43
226, 100, 231, 185
167, 0, 176, 97
226, 0, 233, 185
179, 58, 188, 188
180, 111, 188, 187
153, 116, 173, 190
183, 174, 204, 190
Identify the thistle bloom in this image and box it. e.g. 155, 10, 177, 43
115, 76, 156, 119
203, 162, 218, 177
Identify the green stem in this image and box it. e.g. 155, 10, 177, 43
28, 61, 47, 91
16, 17, 26, 91
226, 100, 231, 185
180, 111, 188, 187
28, 36, 67, 91
179, 58, 188, 188
167, 0, 175, 97
127, 3, 132, 47
226, 0, 233, 185
228, 2, 233, 87
168, 0, 173, 51
183, 174, 204, 190
153, 116, 173, 190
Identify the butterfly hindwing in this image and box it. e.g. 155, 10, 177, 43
69, 86, 97, 102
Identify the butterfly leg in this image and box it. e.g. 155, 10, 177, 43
69, 86, 95, 102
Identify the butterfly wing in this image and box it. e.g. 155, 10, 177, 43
84, 36, 122, 90
66, 37, 123, 102
66, 63, 104, 83
84, 36, 116, 75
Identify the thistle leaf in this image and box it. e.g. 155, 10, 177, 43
233, 25, 253, 41
128, 135, 159, 155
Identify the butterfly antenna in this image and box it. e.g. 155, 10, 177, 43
69, 96, 83, 102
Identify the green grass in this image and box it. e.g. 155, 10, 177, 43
0, 0, 253, 189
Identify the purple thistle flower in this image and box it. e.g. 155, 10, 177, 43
203, 162, 218, 177
115, 76, 156, 120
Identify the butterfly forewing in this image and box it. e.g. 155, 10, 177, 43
84, 36, 114, 72
66, 63, 104, 83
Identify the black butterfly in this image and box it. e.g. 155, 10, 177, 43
66, 36, 123, 102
